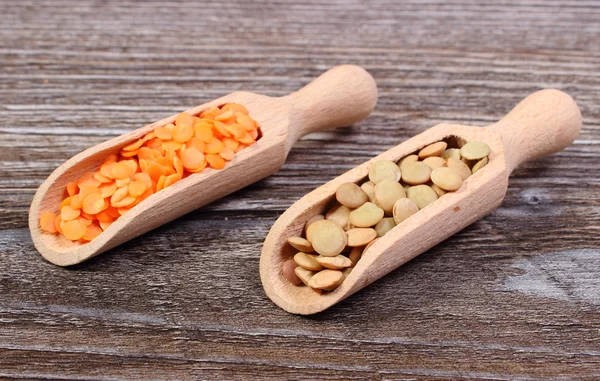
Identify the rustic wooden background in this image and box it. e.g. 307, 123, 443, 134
1, 0, 599, 379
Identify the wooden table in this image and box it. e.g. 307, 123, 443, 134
2, 1, 599, 379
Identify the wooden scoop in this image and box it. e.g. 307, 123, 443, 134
260, 89, 582, 315
29, 65, 378, 266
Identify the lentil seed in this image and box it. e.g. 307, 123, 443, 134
375, 217, 396, 237
282, 259, 302, 286
346, 227, 378, 247
472, 156, 489, 174
374, 178, 406, 214
401, 161, 432, 185
348, 246, 363, 267
294, 267, 315, 286
308, 269, 344, 290
287, 236, 314, 253
360, 181, 376, 202
398, 154, 418, 171
308, 220, 348, 257
392, 198, 419, 224
316, 255, 352, 270
460, 141, 490, 160
431, 184, 447, 197
441, 148, 461, 161
336, 182, 368, 208
294, 252, 324, 271
446, 157, 472, 180
418, 141, 447, 158
325, 203, 351, 230
430, 167, 463, 191
407, 185, 438, 209
423, 156, 446, 170
305, 214, 324, 235
349, 202, 384, 227
368, 160, 401, 184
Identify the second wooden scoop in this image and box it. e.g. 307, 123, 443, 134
260, 89, 582, 315
29, 65, 378, 266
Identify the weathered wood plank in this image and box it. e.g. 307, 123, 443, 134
0, 0, 599, 378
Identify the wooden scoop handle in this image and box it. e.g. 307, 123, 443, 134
283, 65, 378, 142
489, 89, 582, 173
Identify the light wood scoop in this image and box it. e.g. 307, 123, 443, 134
29, 65, 378, 266
260, 89, 582, 315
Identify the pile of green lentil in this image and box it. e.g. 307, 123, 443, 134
282, 140, 490, 293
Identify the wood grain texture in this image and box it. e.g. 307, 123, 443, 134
1, 0, 599, 379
